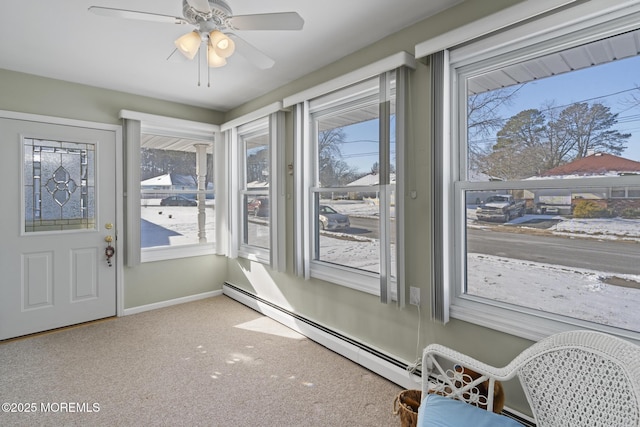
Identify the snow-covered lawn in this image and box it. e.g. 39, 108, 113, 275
330, 202, 640, 330
467, 253, 640, 330
551, 217, 640, 241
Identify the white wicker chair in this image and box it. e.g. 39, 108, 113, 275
421, 330, 640, 426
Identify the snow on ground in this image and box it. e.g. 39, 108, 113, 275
467, 253, 640, 330
551, 217, 640, 241
467, 212, 640, 329
141, 200, 216, 247
329, 202, 640, 329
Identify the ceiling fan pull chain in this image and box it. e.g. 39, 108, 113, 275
205, 41, 211, 88
197, 47, 201, 87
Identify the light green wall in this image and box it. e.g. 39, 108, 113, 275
223, 0, 538, 414
124, 256, 227, 308
0, 68, 226, 311
0, 69, 224, 125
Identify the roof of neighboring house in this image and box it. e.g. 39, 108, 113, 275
540, 153, 640, 177
141, 173, 197, 187
347, 173, 396, 186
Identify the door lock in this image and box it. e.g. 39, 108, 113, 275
104, 235, 115, 267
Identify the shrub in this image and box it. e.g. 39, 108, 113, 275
573, 200, 613, 218
620, 207, 640, 219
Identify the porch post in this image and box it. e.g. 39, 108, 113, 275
195, 143, 208, 243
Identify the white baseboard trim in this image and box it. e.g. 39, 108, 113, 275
123, 290, 223, 316
223, 283, 421, 390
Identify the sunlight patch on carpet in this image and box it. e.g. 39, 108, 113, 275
234, 317, 305, 340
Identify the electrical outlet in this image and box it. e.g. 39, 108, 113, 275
410, 286, 420, 305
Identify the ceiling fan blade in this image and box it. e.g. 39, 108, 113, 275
229, 12, 304, 31
186, 0, 212, 14
88, 6, 187, 24
228, 34, 275, 69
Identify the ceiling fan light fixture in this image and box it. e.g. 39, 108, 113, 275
207, 44, 227, 67
174, 31, 202, 60
209, 30, 235, 58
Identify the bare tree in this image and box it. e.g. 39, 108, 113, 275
540, 101, 574, 171
551, 102, 629, 159
621, 85, 640, 110
467, 85, 524, 171
246, 147, 269, 183
318, 127, 359, 186
140, 148, 197, 181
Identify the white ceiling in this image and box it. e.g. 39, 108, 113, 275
0, 0, 462, 112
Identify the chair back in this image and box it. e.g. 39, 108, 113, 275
512, 331, 640, 427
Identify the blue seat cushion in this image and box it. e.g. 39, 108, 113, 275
417, 393, 523, 427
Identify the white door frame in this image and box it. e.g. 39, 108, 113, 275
0, 109, 124, 318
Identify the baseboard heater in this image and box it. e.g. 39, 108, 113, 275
223, 282, 535, 426
223, 282, 421, 388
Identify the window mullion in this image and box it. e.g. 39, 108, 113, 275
228, 128, 239, 258
432, 50, 450, 323
379, 72, 391, 304
270, 111, 286, 272
124, 118, 141, 267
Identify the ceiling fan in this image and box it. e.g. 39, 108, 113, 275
89, 0, 304, 70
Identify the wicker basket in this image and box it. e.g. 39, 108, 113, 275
393, 389, 422, 427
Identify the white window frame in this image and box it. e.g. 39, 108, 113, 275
291, 54, 412, 304
442, 1, 640, 342
222, 103, 285, 270
120, 110, 220, 264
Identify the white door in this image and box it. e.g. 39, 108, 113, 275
0, 116, 117, 340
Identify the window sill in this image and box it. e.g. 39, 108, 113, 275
450, 295, 640, 345
141, 244, 216, 263
238, 246, 270, 265
310, 261, 381, 296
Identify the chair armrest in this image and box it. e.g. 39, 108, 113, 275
422, 344, 518, 413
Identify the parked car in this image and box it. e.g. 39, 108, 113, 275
318, 205, 350, 230
247, 197, 269, 217
476, 194, 525, 222
160, 195, 197, 206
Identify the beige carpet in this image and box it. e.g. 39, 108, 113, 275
0, 295, 403, 426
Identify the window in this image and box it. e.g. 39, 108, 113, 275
238, 117, 271, 261
121, 111, 219, 264
296, 66, 408, 302
224, 105, 285, 268
444, 7, 640, 339
140, 135, 215, 251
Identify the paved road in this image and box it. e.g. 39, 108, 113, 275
346, 217, 378, 238
467, 227, 640, 275
344, 216, 638, 276
260, 209, 638, 277
344, 216, 398, 242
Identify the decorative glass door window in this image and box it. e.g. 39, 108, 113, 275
23, 138, 95, 232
